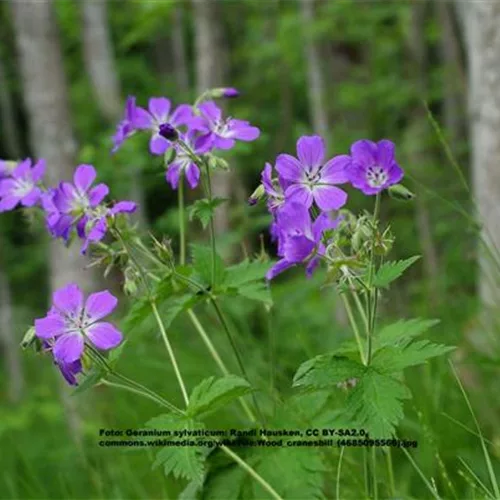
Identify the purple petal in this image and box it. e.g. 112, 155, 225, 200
53, 333, 84, 364
53, 283, 84, 316
188, 116, 210, 133
149, 97, 171, 122
198, 101, 222, 123
88, 184, 109, 206
321, 155, 350, 184
313, 185, 348, 211
296, 135, 325, 171
306, 257, 320, 278
57, 359, 82, 386
0, 179, 15, 196
376, 140, 395, 167
86, 322, 123, 350
262, 163, 275, 195
350, 140, 378, 167
0, 195, 20, 212
85, 290, 118, 322
86, 218, 108, 244
150, 134, 170, 155
278, 201, 312, 235
213, 137, 235, 150
31, 159, 46, 182
275, 154, 303, 182
185, 163, 200, 189
266, 259, 295, 280
110, 201, 137, 215
133, 106, 153, 129
73, 165, 96, 193
170, 104, 193, 126
228, 120, 260, 141
285, 184, 314, 208
283, 235, 315, 262
388, 163, 404, 185
166, 163, 181, 189
193, 133, 214, 153
12, 159, 31, 178
35, 314, 66, 339
21, 187, 41, 207
312, 212, 341, 241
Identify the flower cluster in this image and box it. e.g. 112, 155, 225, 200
258, 137, 404, 279
112, 89, 260, 190
35, 284, 123, 386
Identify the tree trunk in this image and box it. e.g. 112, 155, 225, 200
192, 0, 230, 235
300, 0, 329, 141
81, 0, 147, 228
461, 2, 500, 310
171, 4, 189, 93
10, 0, 92, 440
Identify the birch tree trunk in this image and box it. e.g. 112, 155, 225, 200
81, 0, 147, 228
10, 0, 92, 439
300, 0, 329, 140
192, 0, 230, 235
461, 2, 500, 310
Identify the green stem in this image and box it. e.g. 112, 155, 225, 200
220, 445, 283, 500
372, 448, 378, 500
178, 176, 186, 266
335, 446, 345, 500
341, 294, 366, 365
151, 300, 190, 407
386, 448, 396, 498
204, 161, 217, 288
101, 379, 172, 410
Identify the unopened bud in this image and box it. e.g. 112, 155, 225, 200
248, 184, 265, 206
164, 147, 176, 165
388, 183, 415, 201
159, 123, 178, 141
209, 87, 240, 99
207, 155, 229, 171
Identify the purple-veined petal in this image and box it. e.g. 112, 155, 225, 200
12, 159, 31, 179
21, 187, 41, 207
198, 101, 222, 123
73, 164, 96, 193
261, 163, 277, 196
87, 218, 108, 243
88, 183, 109, 206
313, 185, 348, 211
185, 163, 200, 189
150, 134, 170, 155
53, 333, 84, 364
0, 194, 20, 212
376, 140, 395, 167
350, 139, 378, 167
110, 201, 137, 215
170, 104, 193, 126
166, 162, 181, 189
0, 179, 15, 196
148, 97, 171, 122
57, 358, 82, 386
296, 135, 325, 172
193, 133, 213, 154
277, 201, 312, 236
321, 155, 350, 184
275, 154, 303, 183
387, 163, 404, 185
187, 116, 209, 133
230, 124, 260, 141
312, 212, 341, 241
283, 234, 315, 263
213, 137, 235, 150
285, 184, 314, 208
133, 106, 153, 129
53, 283, 84, 316
31, 159, 46, 182
86, 322, 123, 350
266, 259, 295, 280
35, 313, 66, 339
85, 290, 118, 322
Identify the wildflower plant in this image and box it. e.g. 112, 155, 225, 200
12, 87, 455, 498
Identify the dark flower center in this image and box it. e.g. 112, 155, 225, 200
366, 165, 388, 187
159, 123, 179, 141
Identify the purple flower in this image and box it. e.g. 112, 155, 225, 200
133, 97, 193, 155
0, 160, 17, 180
0, 158, 45, 212
112, 96, 139, 153
346, 139, 403, 195
261, 162, 289, 214
189, 101, 260, 150
276, 136, 349, 212
35, 283, 122, 364
267, 202, 340, 280
166, 132, 211, 190
44, 164, 109, 241
79, 200, 137, 254
57, 358, 83, 386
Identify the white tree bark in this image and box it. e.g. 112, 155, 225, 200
300, 0, 329, 141
192, 0, 230, 235
461, 2, 500, 308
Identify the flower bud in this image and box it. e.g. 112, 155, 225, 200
20, 326, 36, 350
208, 87, 240, 99
248, 184, 265, 206
158, 123, 178, 141
164, 147, 177, 165
388, 184, 415, 201
207, 155, 229, 171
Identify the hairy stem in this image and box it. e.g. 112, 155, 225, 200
341, 293, 366, 365
178, 175, 186, 266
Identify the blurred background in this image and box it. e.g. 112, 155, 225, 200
1, 0, 500, 498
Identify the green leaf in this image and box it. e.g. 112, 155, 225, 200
224, 259, 271, 287
72, 367, 105, 395
373, 255, 420, 288
235, 282, 272, 306
293, 354, 366, 389
146, 413, 206, 485
372, 341, 455, 373
188, 198, 227, 229
191, 244, 225, 287
376, 318, 440, 348
346, 368, 411, 438
187, 375, 253, 418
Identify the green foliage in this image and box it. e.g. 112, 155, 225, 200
191, 244, 226, 287
146, 413, 207, 486
188, 198, 227, 230
375, 317, 441, 348
373, 255, 421, 288
345, 368, 411, 438
187, 375, 252, 418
